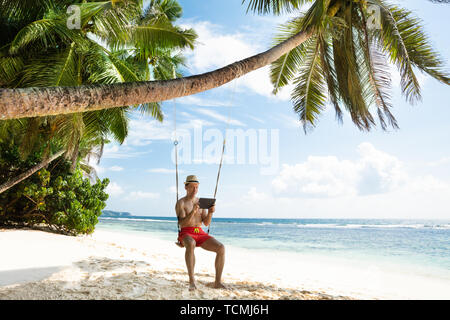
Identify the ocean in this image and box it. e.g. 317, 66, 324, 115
97, 217, 450, 281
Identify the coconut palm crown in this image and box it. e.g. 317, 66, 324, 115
263, 0, 450, 132
0, 0, 196, 163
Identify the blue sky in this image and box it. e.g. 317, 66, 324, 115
95, 0, 450, 219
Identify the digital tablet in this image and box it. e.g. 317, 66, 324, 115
198, 198, 216, 209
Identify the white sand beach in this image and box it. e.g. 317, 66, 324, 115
0, 228, 448, 300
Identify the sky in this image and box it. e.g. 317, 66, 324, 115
95, 0, 450, 219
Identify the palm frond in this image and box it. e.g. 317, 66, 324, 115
9, 18, 80, 54
290, 36, 327, 133
87, 1, 141, 49
332, 2, 375, 131
81, 111, 108, 140
355, 4, 397, 130
136, 103, 164, 121
373, 1, 422, 103
152, 51, 186, 80
18, 117, 41, 160
57, 113, 85, 161
270, 16, 311, 93
18, 45, 78, 87
131, 19, 197, 51
100, 107, 130, 144
0, 0, 69, 23
383, 3, 449, 85
318, 33, 343, 123
83, 43, 123, 85
300, 0, 330, 32
0, 56, 24, 86
102, 46, 142, 82
242, 0, 309, 15
0, 118, 24, 144
143, 0, 183, 23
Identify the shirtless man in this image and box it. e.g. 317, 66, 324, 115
175, 175, 226, 291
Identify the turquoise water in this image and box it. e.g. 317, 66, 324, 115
97, 217, 450, 278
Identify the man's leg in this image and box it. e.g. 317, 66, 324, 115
200, 238, 226, 288
182, 236, 197, 290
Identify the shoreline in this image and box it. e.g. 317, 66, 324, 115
1, 228, 448, 300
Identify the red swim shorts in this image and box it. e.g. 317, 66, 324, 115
178, 227, 212, 247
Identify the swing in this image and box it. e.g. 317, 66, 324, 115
172, 80, 235, 248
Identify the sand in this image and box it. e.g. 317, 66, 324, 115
0, 228, 448, 300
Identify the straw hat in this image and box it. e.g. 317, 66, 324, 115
184, 175, 199, 185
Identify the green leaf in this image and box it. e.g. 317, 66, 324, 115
242, 0, 308, 15
270, 16, 311, 93
9, 18, 80, 54
290, 36, 327, 133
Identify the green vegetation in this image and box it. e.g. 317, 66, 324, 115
0, 0, 194, 235
268, 0, 450, 132
0, 143, 109, 235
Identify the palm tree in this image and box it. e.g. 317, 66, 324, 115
0, 0, 448, 124
0, 149, 65, 194
270, 0, 450, 131
0, 0, 194, 194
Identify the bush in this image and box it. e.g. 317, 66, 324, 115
0, 153, 109, 235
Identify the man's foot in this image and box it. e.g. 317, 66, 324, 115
213, 282, 228, 289
189, 282, 197, 291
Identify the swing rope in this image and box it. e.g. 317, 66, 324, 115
174, 98, 180, 233
174, 75, 185, 236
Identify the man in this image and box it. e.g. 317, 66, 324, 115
175, 175, 226, 291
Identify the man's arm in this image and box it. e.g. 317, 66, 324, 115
202, 205, 215, 226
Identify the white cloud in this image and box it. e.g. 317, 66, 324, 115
408, 175, 450, 193
104, 114, 214, 158
147, 168, 183, 174
180, 118, 215, 130
272, 156, 359, 197
238, 66, 293, 101
180, 20, 291, 101
177, 95, 234, 107
102, 143, 150, 159
109, 166, 124, 172
105, 182, 124, 196
242, 187, 270, 202
246, 114, 266, 124
125, 191, 160, 200
427, 157, 450, 167
123, 118, 173, 147
233, 143, 450, 218
102, 144, 122, 159
357, 142, 408, 194
89, 164, 123, 174
272, 142, 409, 198
195, 108, 245, 127
181, 21, 257, 72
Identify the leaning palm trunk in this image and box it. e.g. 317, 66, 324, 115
0, 149, 65, 194
0, 30, 313, 120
